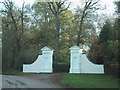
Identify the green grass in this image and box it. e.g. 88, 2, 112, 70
60, 73, 119, 88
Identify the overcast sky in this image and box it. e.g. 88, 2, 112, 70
0, 0, 117, 16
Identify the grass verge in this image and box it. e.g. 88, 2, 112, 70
60, 73, 119, 88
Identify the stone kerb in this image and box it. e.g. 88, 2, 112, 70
69, 45, 81, 73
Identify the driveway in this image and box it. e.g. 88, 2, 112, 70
2, 73, 68, 88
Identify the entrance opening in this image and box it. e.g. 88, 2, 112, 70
53, 62, 70, 73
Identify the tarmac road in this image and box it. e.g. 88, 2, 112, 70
2, 73, 68, 89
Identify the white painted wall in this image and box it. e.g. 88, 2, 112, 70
23, 46, 54, 73
23, 55, 42, 73
80, 54, 104, 74
69, 45, 104, 74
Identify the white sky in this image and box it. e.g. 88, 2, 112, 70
0, 0, 117, 16
69, 0, 116, 16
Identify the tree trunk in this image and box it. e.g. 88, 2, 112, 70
54, 14, 60, 61
77, 16, 84, 46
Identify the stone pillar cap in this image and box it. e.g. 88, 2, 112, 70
70, 45, 81, 50
41, 46, 54, 51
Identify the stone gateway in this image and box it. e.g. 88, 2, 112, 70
23, 45, 104, 74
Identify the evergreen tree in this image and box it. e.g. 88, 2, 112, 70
99, 21, 113, 43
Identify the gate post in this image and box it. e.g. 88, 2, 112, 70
41, 46, 54, 73
69, 46, 81, 73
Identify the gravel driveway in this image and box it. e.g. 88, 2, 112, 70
2, 73, 68, 88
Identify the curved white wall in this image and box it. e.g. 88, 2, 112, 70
23, 55, 42, 73
69, 46, 104, 74
80, 54, 104, 73
23, 46, 54, 73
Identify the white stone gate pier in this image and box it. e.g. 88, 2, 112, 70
69, 46, 104, 74
23, 46, 54, 73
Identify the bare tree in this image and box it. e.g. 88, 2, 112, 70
76, 0, 100, 46
1, 0, 26, 62
1, 0, 18, 31
18, 1, 25, 34
2, 0, 26, 34
47, 0, 71, 61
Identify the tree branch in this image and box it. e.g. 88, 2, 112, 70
59, 2, 71, 14
47, 2, 55, 14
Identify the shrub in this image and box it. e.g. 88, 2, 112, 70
104, 40, 119, 76
104, 62, 119, 77
53, 62, 70, 73
88, 39, 104, 64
